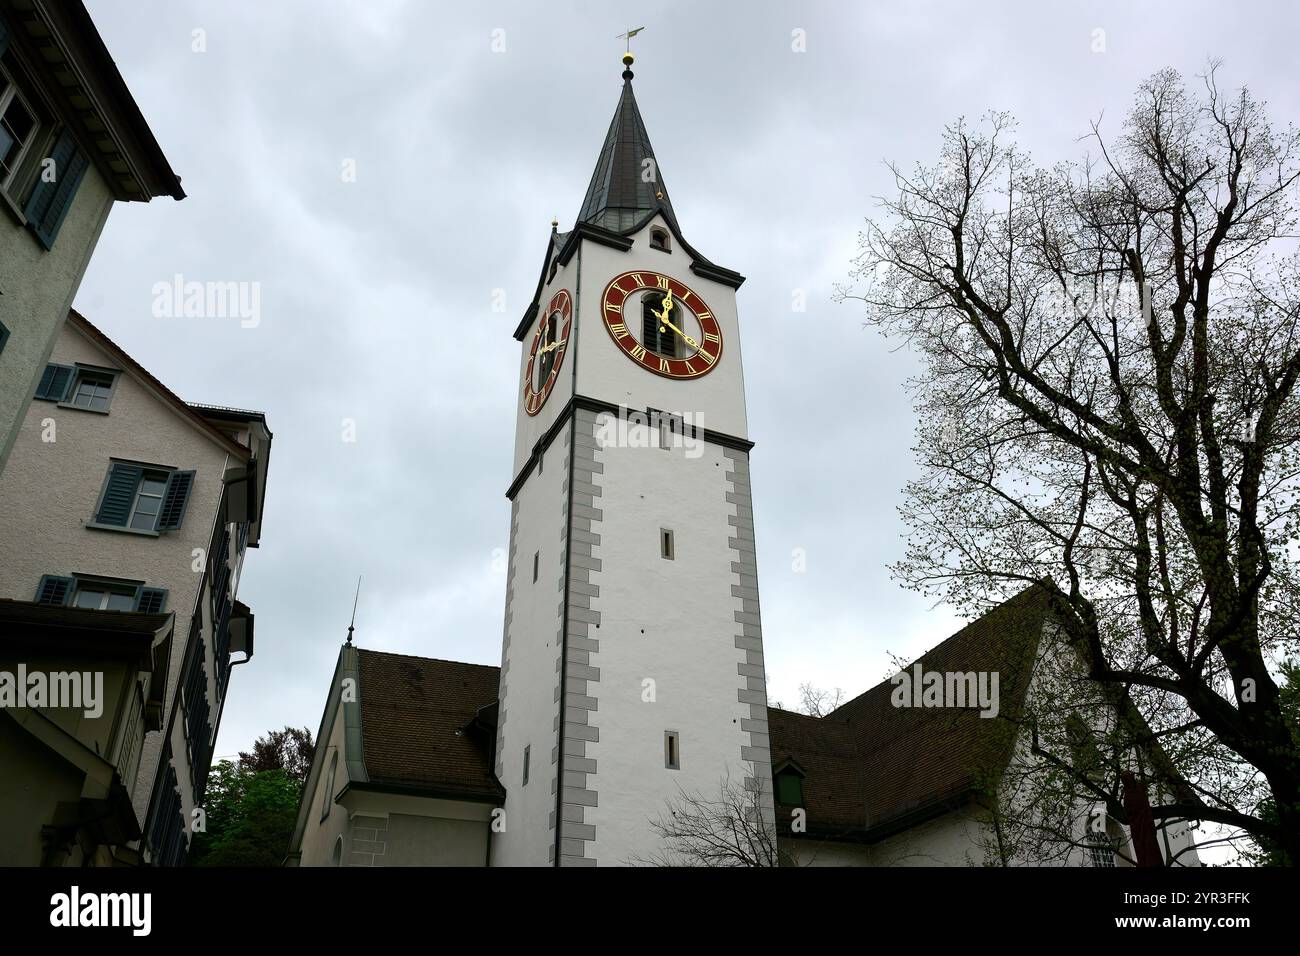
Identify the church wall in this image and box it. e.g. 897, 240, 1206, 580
572, 216, 751, 443
294, 684, 351, 867
578, 411, 769, 865
780, 804, 992, 867
491, 417, 569, 866
383, 811, 490, 866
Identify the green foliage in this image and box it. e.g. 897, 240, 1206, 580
189, 723, 316, 868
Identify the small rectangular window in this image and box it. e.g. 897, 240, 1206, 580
65, 368, 116, 412
658, 417, 672, 450
664, 731, 680, 770
660, 529, 674, 561
533, 550, 539, 582
522, 745, 531, 786
538, 447, 543, 474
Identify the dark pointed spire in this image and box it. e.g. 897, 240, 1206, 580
575, 52, 678, 233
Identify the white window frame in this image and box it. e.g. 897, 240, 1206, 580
126, 469, 171, 532
0, 61, 41, 196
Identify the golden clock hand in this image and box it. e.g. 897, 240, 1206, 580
660, 314, 699, 351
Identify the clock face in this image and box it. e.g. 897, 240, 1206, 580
600, 271, 722, 379
523, 289, 572, 416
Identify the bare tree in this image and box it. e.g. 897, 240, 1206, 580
633, 771, 779, 867
837, 64, 1300, 863
798, 681, 845, 717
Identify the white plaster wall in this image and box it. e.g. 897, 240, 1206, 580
573, 215, 750, 441
0, 319, 233, 826
584, 427, 756, 865
491, 421, 569, 866
0, 165, 113, 474
296, 689, 351, 867
780, 805, 991, 867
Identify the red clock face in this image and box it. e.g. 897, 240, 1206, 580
523, 289, 572, 416
600, 271, 723, 379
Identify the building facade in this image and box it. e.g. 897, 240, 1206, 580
0, 310, 271, 865
0, 0, 183, 476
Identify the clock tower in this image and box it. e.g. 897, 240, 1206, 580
492, 52, 775, 866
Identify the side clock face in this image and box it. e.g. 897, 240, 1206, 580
600, 271, 723, 379
523, 289, 572, 416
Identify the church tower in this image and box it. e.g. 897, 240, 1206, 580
492, 52, 775, 866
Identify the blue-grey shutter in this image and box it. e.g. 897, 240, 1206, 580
135, 587, 168, 614
35, 575, 74, 606
24, 128, 90, 250
95, 462, 143, 526
157, 470, 195, 530
34, 363, 74, 401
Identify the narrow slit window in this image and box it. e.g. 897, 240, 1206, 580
664, 731, 680, 770
660, 529, 674, 561
533, 550, 540, 583
522, 745, 531, 786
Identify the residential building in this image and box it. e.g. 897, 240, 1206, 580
0, 309, 271, 865
0, 0, 183, 476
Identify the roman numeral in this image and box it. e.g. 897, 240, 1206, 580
609, 323, 627, 336
697, 350, 716, 366
605, 300, 622, 315
659, 357, 670, 373
629, 273, 644, 288
631, 344, 647, 361
697, 311, 713, 320
704, 331, 720, 343
656, 275, 670, 290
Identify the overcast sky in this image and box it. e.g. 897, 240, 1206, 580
77, 0, 1300, 759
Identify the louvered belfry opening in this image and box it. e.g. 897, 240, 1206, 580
576, 69, 678, 233
641, 292, 678, 358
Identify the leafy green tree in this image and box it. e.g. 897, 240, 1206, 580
190, 725, 314, 866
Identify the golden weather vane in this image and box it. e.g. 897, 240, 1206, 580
616, 26, 645, 54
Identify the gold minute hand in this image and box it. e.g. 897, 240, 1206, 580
655, 294, 699, 350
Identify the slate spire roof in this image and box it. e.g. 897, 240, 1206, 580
576, 55, 678, 233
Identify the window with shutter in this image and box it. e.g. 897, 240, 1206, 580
23, 127, 89, 250
35, 574, 73, 606
94, 462, 187, 532
34, 363, 74, 402
63, 368, 117, 412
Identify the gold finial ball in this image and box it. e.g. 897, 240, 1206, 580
622, 52, 635, 66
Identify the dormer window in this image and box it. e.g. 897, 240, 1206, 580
773, 759, 806, 806
650, 228, 670, 252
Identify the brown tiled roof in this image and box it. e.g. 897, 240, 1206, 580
345, 585, 1051, 825
356, 649, 504, 801
768, 583, 1052, 841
